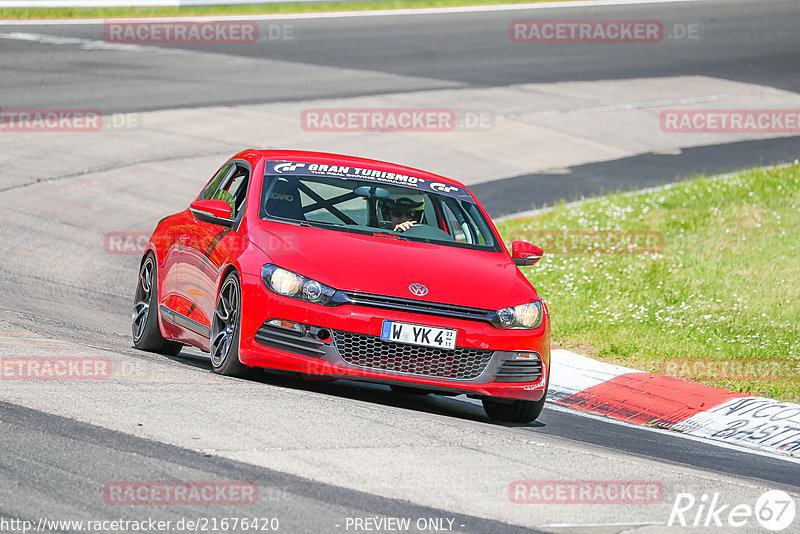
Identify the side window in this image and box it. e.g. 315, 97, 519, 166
210, 164, 249, 219
201, 163, 249, 219
201, 163, 234, 201
440, 198, 491, 246
462, 202, 492, 246
223, 165, 250, 218
440, 202, 469, 243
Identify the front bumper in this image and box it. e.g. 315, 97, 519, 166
239, 273, 549, 401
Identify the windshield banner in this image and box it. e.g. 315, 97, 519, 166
264, 161, 475, 202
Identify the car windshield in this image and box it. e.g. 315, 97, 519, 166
260, 166, 499, 251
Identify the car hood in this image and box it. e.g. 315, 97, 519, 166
248, 220, 538, 310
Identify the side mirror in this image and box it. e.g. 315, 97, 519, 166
511, 241, 544, 266
190, 199, 234, 227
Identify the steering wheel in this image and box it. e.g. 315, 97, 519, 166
401, 224, 455, 241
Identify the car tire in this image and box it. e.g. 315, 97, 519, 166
482, 387, 547, 423
132, 254, 183, 356
210, 272, 251, 378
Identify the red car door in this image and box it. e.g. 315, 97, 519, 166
178, 163, 252, 342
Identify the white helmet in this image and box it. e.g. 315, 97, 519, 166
379, 192, 425, 222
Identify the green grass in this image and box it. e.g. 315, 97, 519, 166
496, 164, 800, 403
0, 0, 568, 20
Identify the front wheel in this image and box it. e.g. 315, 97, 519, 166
210, 272, 250, 378
482, 388, 547, 423
132, 254, 182, 356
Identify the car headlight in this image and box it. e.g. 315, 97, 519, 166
262, 264, 336, 305
493, 300, 543, 329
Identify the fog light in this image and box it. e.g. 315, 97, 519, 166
316, 329, 331, 341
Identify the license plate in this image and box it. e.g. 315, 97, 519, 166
380, 321, 457, 350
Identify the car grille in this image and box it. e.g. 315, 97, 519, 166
494, 356, 543, 383
339, 292, 495, 324
332, 330, 493, 380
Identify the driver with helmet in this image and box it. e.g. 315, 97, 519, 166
379, 192, 426, 232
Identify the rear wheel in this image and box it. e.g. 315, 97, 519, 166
210, 272, 250, 378
482, 388, 547, 423
132, 254, 182, 356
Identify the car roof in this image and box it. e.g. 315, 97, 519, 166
232, 149, 469, 189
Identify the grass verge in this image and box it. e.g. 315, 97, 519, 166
0, 0, 568, 20
496, 163, 800, 403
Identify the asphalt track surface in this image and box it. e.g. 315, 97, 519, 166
2, 0, 799, 214
0, 402, 537, 534
1, 1, 800, 532
3, 1, 800, 110
474, 136, 800, 215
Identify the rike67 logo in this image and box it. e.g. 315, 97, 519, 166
669, 490, 796, 531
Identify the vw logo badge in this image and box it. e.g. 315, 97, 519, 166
408, 283, 428, 297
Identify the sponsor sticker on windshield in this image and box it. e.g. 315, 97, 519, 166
264, 161, 474, 202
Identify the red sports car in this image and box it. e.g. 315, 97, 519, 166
132, 150, 550, 422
